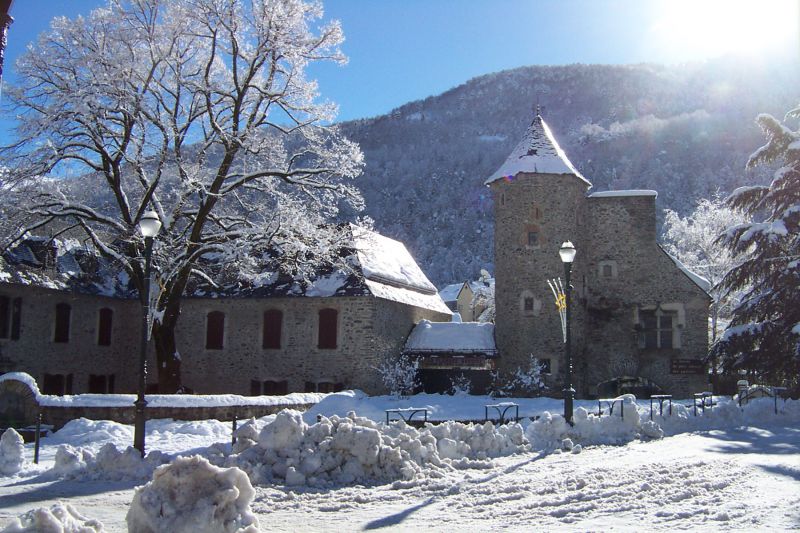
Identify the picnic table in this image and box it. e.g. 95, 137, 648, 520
649, 394, 673, 420
597, 397, 626, 419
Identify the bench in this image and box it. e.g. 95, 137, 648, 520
385, 407, 429, 425
484, 402, 519, 424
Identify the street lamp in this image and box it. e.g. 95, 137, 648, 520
134, 211, 161, 457
559, 241, 576, 425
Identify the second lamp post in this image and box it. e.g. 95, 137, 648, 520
559, 241, 576, 425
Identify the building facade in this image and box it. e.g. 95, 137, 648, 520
487, 112, 710, 398
0, 226, 451, 396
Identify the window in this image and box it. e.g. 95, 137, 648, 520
11, 298, 21, 340
527, 231, 539, 246
262, 309, 283, 349
500, 193, 505, 206
205, 311, 225, 350
598, 260, 618, 280
98, 308, 113, 346
639, 309, 677, 349
250, 380, 289, 396
263, 380, 288, 395
88, 374, 115, 393
318, 308, 338, 349
43, 373, 73, 395
1, 296, 22, 340
304, 381, 343, 393
524, 297, 534, 312
536, 358, 552, 375
523, 224, 542, 248
54, 303, 71, 343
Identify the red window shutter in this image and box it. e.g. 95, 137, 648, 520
262, 310, 282, 349
206, 311, 225, 350
54, 303, 71, 343
318, 308, 338, 349
98, 308, 113, 346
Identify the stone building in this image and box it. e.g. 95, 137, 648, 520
0, 226, 450, 396
486, 111, 710, 398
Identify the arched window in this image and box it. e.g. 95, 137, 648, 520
54, 303, 71, 343
205, 311, 225, 350
262, 309, 283, 349
98, 307, 113, 346
318, 308, 338, 349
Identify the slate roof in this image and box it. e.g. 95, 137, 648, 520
485, 112, 591, 186
0, 225, 451, 314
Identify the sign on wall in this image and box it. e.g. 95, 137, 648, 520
670, 358, 706, 375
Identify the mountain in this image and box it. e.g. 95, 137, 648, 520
339, 57, 800, 287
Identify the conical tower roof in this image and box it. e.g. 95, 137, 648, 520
485, 112, 591, 186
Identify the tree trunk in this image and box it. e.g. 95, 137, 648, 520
151, 305, 183, 394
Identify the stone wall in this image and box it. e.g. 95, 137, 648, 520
0, 283, 450, 396
0, 284, 143, 393
177, 295, 448, 395
491, 172, 591, 382
0, 377, 317, 431
585, 195, 710, 397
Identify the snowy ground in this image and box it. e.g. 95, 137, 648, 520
0, 392, 798, 532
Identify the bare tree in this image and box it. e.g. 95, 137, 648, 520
0, 0, 363, 392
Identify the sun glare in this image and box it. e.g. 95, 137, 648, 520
651, 0, 799, 60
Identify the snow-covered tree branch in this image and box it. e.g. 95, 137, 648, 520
0, 0, 364, 392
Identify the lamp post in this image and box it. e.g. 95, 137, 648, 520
559, 241, 576, 425
134, 211, 161, 457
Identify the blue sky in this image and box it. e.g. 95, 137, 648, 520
1, 0, 797, 130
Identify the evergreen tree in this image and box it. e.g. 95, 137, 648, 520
712, 106, 800, 387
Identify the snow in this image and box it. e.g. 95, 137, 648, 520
351, 225, 437, 294
0, 373, 324, 408
1, 503, 105, 532
126, 456, 259, 533
588, 189, 658, 198
485, 114, 591, 185
437, 282, 463, 303
0, 429, 25, 475
0, 393, 798, 531
363, 279, 452, 315
404, 319, 496, 352
663, 248, 712, 292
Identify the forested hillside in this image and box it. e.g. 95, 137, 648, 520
339, 57, 799, 286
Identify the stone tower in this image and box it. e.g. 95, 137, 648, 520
486, 111, 591, 386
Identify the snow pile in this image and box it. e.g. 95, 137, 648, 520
127, 456, 258, 533
0, 428, 26, 475
230, 410, 528, 487
1, 502, 105, 532
527, 395, 655, 451
52, 443, 167, 481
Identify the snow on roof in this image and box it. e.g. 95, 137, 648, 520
661, 247, 712, 293
365, 280, 452, 315
404, 319, 496, 352
588, 190, 658, 198
438, 282, 464, 303
485, 113, 591, 186
351, 225, 437, 295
